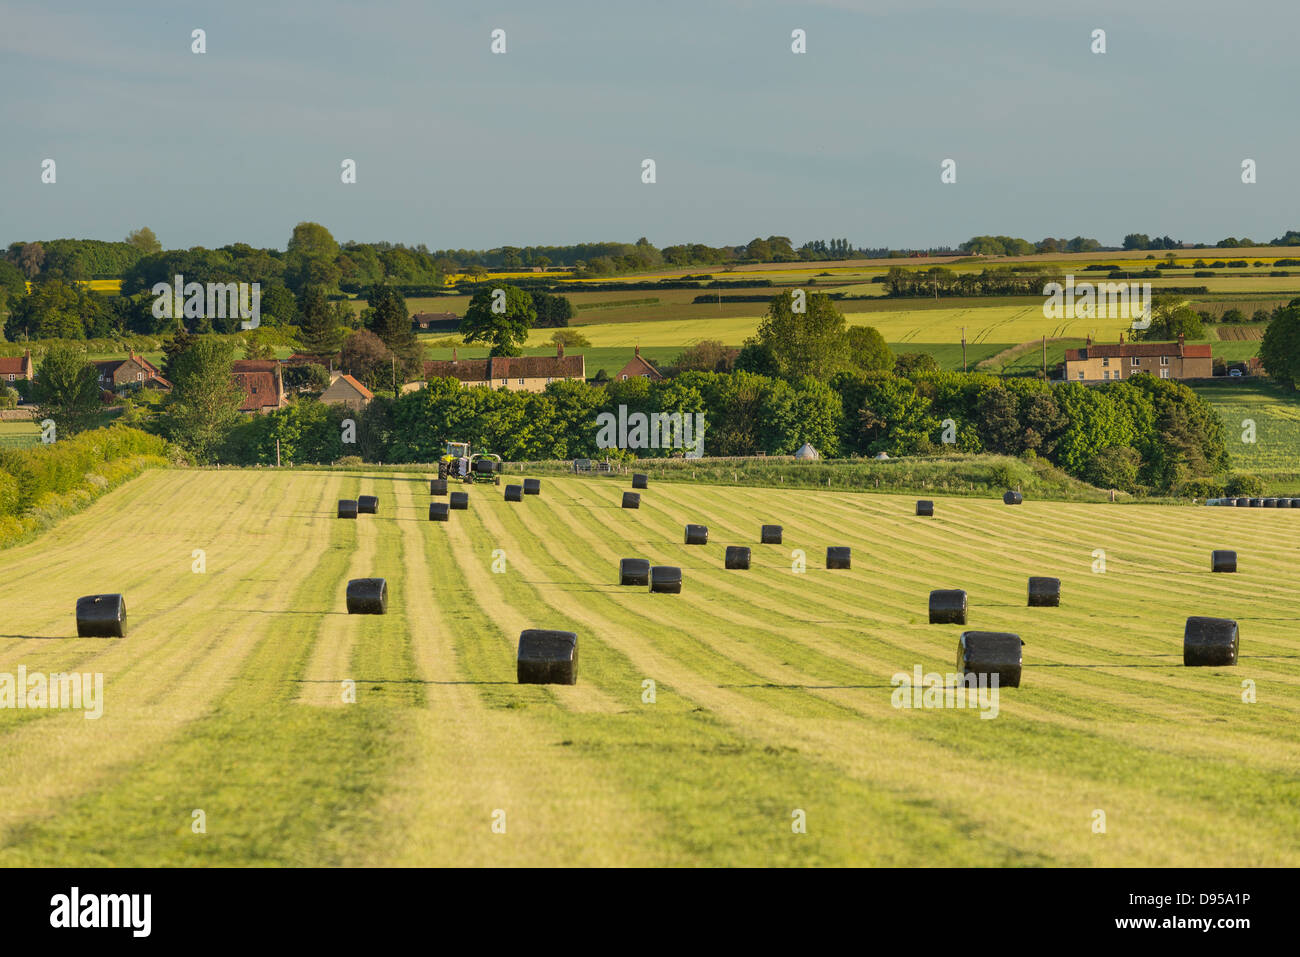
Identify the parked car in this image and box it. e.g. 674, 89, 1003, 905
1229, 369, 1243, 377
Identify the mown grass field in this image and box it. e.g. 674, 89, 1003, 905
0, 421, 41, 449
1192, 381, 1300, 480
0, 469, 1296, 866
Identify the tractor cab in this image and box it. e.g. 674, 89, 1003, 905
438, 441, 502, 484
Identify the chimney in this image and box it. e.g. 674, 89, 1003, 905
634, 344, 640, 357
1118, 332, 1124, 344
452, 346, 458, 361
557, 340, 564, 358
1177, 332, 1184, 357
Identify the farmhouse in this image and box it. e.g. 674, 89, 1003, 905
1063, 336, 1212, 382
0, 349, 34, 384
231, 361, 286, 414
92, 353, 171, 392
319, 373, 374, 411
615, 345, 663, 382
421, 343, 585, 392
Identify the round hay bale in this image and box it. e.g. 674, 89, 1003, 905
76, 594, 126, 638
632, 473, 648, 489
337, 499, 359, 519
1211, 549, 1237, 573
725, 546, 751, 570
1027, 576, 1061, 607
760, 524, 783, 545
1183, 617, 1238, 667
1249, 498, 1263, 507
1234, 497, 1250, 507
1290, 498, 1300, 508
517, 629, 578, 685
429, 502, 450, 521
1263, 498, 1278, 508
684, 524, 708, 545
649, 566, 682, 594
346, 578, 388, 615
956, 631, 1023, 688
1003, 490, 1023, 505
929, 589, 968, 624
622, 491, 640, 509
504, 484, 523, 502
826, 546, 851, 569
916, 500, 934, 516
619, 558, 650, 586
523, 478, 541, 496
357, 495, 379, 514
450, 491, 469, 510
429, 479, 447, 496
473, 459, 496, 475
1278, 498, 1295, 508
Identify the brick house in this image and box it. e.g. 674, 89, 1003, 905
319, 373, 374, 411
1063, 335, 1212, 383
0, 349, 35, 385
614, 345, 663, 382
420, 343, 585, 392
92, 353, 171, 392
411, 312, 459, 330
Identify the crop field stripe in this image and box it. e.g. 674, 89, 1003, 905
0, 470, 1297, 865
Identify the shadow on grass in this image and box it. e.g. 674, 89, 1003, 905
719, 682, 896, 690
292, 678, 515, 685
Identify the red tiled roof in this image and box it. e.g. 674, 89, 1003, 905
232, 371, 281, 412
231, 360, 282, 373
1065, 343, 1213, 361
0, 356, 29, 375
335, 374, 374, 400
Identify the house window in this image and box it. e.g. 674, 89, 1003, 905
6, 374, 13, 382
1159, 369, 1169, 379
1160, 356, 1169, 365
1131, 357, 1140, 366
1102, 357, 1109, 367
137, 372, 143, 380
518, 378, 524, 385
1077, 371, 1085, 380
621, 374, 628, 381
546, 377, 553, 384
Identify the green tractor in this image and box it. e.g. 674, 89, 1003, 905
438, 441, 502, 485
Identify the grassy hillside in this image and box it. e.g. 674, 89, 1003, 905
0, 469, 1295, 866
1191, 381, 1300, 490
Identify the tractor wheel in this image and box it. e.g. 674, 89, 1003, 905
437, 461, 448, 480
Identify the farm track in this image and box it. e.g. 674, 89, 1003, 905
0, 469, 1297, 865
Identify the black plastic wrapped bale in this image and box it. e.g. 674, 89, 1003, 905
346, 578, 388, 615
358, 495, 378, 514
725, 546, 751, 570
1279, 498, 1294, 508
429, 502, 450, 522
1249, 498, 1263, 508
1027, 577, 1061, 607
622, 491, 640, 509
619, 558, 650, 586
1003, 490, 1023, 505
429, 479, 447, 496
760, 524, 783, 545
338, 499, 359, 519
1234, 498, 1249, 507
450, 491, 469, 510
929, 589, 968, 625
632, 473, 648, 489
649, 566, 682, 594
523, 478, 541, 496
1184, 617, 1238, 667
76, 594, 127, 638
826, 546, 851, 570
504, 484, 523, 502
474, 459, 496, 475
956, 631, 1023, 688
1291, 499, 1300, 508
517, 629, 578, 685
916, 500, 934, 516
1211, 550, 1237, 573
685, 524, 709, 545
1264, 498, 1278, 508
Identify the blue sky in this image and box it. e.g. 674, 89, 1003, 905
2, 0, 1296, 252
